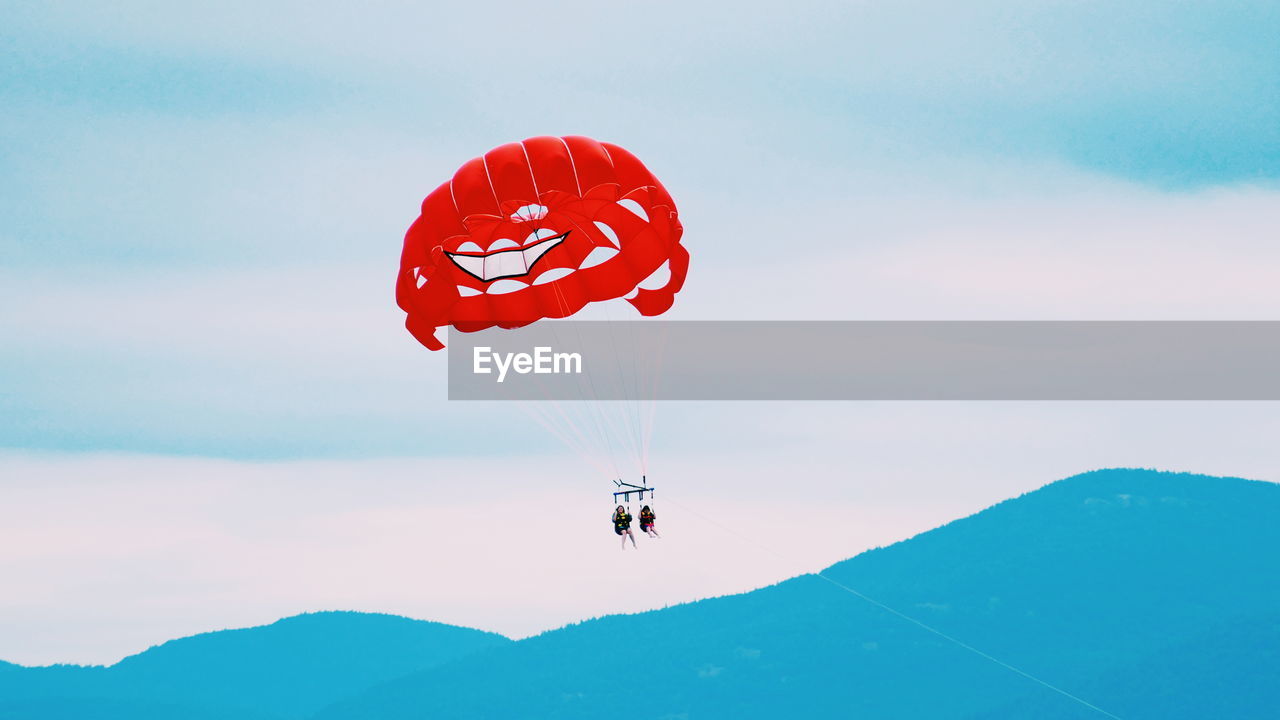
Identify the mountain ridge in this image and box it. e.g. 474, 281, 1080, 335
3, 468, 1275, 719
0, 610, 512, 719
314, 468, 1280, 719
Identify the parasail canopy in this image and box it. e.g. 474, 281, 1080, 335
396, 135, 688, 350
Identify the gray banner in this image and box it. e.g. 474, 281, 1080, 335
446, 321, 1280, 400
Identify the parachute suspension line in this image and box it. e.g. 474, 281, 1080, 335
544, 398, 610, 473
514, 333, 622, 480
508, 326, 600, 471
601, 300, 646, 476
658, 495, 1126, 720
565, 207, 664, 480
640, 318, 672, 475
628, 307, 651, 474
521, 322, 617, 479
622, 306, 648, 476
561, 306, 645, 484
545, 280, 614, 466
521, 333, 617, 475
516, 401, 612, 479
559, 213, 647, 479
514, 284, 618, 480
548, 280, 622, 478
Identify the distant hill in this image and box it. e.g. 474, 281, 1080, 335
315, 469, 1280, 720
3, 469, 1276, 720
0, 612, 510, 719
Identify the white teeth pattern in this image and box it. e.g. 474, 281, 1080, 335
580, 246, 619, 269
533, 267, 575, 285
444, 226, 646, 295
638, 259, 670, 290
618, 199, 648, 222
593, 221, 620, 248
449, 254, 485, 279
416, 271, 428, 289
520, 235, 561, 267
484, 251, 528, 280
446, 233, 566, 282
487, 279, 528, 294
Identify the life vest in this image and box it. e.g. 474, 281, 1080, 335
613, 512, 632, 530
640, 510, 656, 526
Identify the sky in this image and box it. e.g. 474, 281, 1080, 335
1, 0, 1279, 665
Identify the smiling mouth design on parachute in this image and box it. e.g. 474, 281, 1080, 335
445, 231, 569, 283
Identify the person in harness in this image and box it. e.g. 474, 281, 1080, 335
639, 505, 660, 538
613, 505, 637, 550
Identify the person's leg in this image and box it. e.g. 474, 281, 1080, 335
629, 530, 637, 548
621, 531, 628, 550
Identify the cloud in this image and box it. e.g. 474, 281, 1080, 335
0, 450, 946, 665
5, 1, 1276, 188
3, 402, 1279, 666
5, 1, 1277, 274
680, 183, 1280, 320
4, 182, 1280, 456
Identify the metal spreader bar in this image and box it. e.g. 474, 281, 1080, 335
612, 477, 655, 504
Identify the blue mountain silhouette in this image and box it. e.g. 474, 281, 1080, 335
312, 469, 1280, 720
2, 469, 1276, 719
0, 612, 509, 719
971, 610, 1280, 719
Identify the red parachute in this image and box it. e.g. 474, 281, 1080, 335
396, 136, 688, 350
